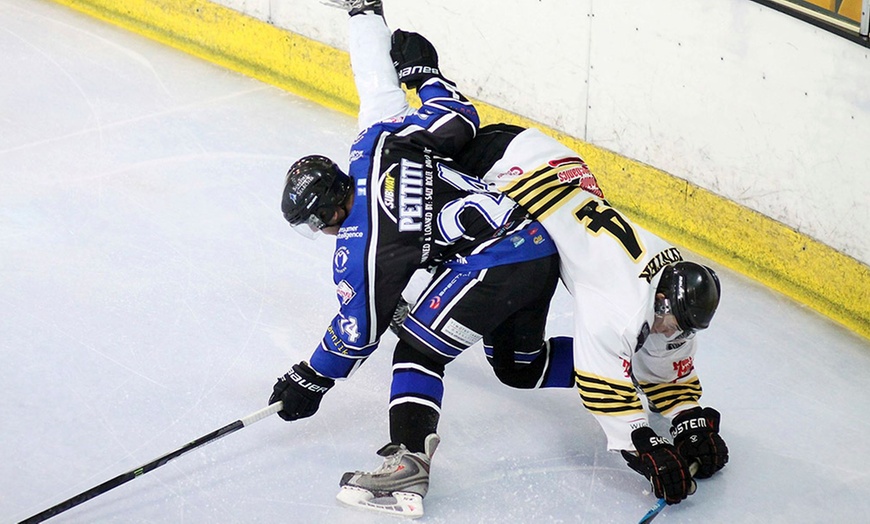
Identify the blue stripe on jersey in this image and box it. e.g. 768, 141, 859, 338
309, 342, 365, 379
390, 366, 445, 408
403, 315, 466, 359
446, 220, 556, 271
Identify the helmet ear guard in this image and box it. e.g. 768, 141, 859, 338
281, 155, 351, 230
656, 262, 721, 332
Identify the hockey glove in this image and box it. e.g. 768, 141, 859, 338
389, 297, 412, 335
269, 362, 335, 421
670, 407, 729, 478
621, 427, 696, 505
390, 29, 443, 91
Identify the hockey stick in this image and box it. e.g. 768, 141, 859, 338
18, 401, 283, 524
636, 461, 700, 524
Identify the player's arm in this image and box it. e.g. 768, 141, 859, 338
572, 322, 696, 504
572, 322, 651, 450
389, 30, 479, 157
633, 338, 729, 479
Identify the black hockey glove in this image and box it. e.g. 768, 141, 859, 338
389, 297, 412, 335
390, 29, 443, 91
670, 407, 729, 479
269, 362, 334, 421
621, 427, 696, 505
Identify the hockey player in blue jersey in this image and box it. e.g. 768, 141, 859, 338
269, 1, 573, 516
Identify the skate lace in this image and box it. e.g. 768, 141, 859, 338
373, 449, 407, 474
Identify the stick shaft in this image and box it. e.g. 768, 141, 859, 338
19, 402, 282, 524
636, 460, 700, 524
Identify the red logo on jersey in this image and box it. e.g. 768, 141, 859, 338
547, 157, 604, 198
549, 156, 585, 168
429, 296, 441, 309
497, 166, 524, 178
622, 358, 632, 378
673, 357, 694, 379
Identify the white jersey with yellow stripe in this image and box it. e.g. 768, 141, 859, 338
474, 127, 702, 451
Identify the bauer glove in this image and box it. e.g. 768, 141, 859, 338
269, 362, 334, 421
390, 29, 443, 90
621, 426, 696, 505
670, 406, 729, 478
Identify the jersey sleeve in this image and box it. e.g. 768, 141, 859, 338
408, 77, 479, 156
572, 306, 651, 452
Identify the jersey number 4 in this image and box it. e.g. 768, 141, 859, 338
574, 199, 644, 261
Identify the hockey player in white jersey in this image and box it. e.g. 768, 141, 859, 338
456, 124, 729, 505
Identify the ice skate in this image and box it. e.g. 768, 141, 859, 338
319, 0, 383, 16
336, 434, 439, 518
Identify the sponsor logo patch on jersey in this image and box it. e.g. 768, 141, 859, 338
443, 318, 482, 346
673, 356, 695, 379
336, 280, 356, 305
336, 225, 364, 240
549, 157, 603, 198
383, 170, 397, 211
333, 246, 350, 273
497, 166, 524, 179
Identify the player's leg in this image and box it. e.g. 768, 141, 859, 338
480, 255, 574, 389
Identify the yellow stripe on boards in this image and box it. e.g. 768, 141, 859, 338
49, 0, 870, 340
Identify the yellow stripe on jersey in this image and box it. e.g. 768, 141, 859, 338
575, 370, 644, 416
638, 378, 703, 415
501, 164, 590, 221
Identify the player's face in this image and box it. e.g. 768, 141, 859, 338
652, 312, 682, 337
319, 192, 354, 236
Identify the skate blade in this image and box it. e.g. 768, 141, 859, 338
336, 485, 424, 518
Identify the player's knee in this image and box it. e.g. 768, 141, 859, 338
393, 339, 447, 374
493, 362, 544, 389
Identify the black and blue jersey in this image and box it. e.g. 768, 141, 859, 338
308, 77, 556, 380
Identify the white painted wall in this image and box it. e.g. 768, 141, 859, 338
217, 0, 870, 265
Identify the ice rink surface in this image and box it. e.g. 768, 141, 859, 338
3, 1, 869, 523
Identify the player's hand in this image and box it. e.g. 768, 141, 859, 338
390, 29, 442, 90
622, 427, 696, 505
269, 362, 334, 421
670, 407, 729, 478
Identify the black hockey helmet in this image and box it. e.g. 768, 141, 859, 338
281, 155, 352, 230
655, 262, 721, 332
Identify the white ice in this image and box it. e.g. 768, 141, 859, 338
2, 2, 869, 523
